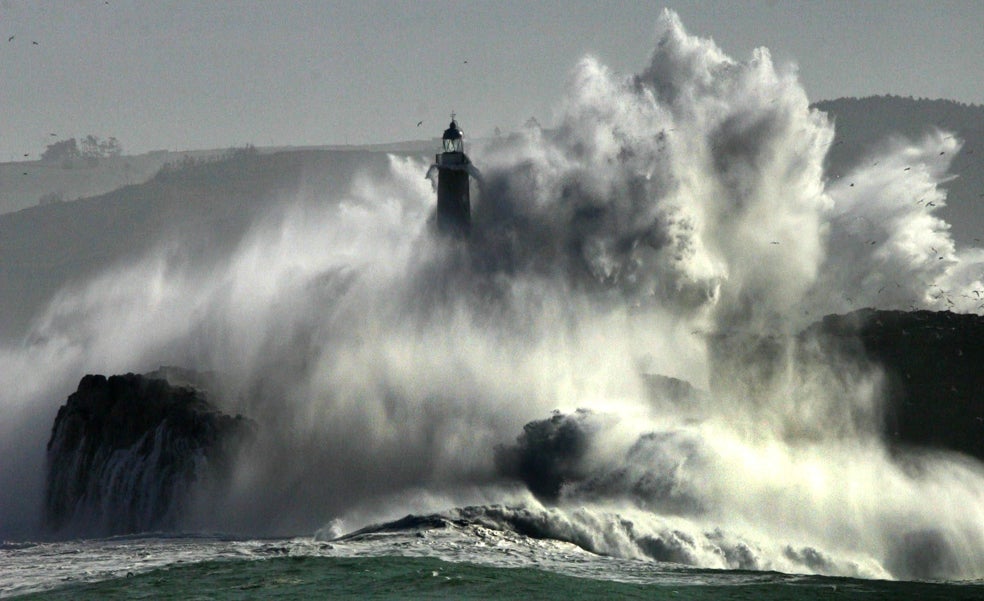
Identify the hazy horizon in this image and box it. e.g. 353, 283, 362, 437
1, 1, 982, 160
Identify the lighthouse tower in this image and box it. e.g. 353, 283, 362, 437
428, 114, 479, 233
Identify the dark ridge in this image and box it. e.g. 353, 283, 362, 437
337, 514, 454, 540
812, 96, 984, 249
0, 148, 422, 341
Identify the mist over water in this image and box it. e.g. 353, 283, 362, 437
2, 9, 983, 580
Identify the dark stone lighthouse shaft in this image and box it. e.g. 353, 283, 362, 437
430, 115, 477, 234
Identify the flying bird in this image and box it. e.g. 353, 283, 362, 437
416, 120, 423, 127
7, 35, 13, 42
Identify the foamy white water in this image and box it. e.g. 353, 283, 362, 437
2, 9, 983, 583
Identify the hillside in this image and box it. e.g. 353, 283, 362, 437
1, 97, 981, 341
0, 140, 437, 218
0, 147, 428, 341
0, 150, 212, 216
814, 96, 983, 247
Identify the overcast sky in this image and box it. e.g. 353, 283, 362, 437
1, 0, 981, 160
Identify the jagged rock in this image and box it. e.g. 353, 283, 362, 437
44, 372, 253, 537
494, 410, 595, 502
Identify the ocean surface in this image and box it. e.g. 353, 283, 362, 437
4, 9, 984, 600
5, 521, 983, 600
5, 506, 984, 600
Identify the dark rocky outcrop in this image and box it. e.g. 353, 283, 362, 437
809, 309, 984, 461
44, 371, 253, 537
706, 309, 984, 461
494, 410, 594, 502
495, 409, 707, 513
501, 310, 984, 503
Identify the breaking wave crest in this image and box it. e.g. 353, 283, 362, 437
2, 9, 983, 582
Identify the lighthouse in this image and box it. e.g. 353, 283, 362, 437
427, 114, 480, 234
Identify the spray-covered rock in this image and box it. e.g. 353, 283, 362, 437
44, 372, 253, 537
810, 309, 984, 460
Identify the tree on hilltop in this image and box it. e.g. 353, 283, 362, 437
41, 138, 80, 162
100, 137, 123, 157
41, 135, 123, 164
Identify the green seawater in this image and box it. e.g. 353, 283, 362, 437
12, 556, 984, 601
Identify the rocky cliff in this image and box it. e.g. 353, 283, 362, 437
44, 372, 252, 537
500, 310, 984, 502
810, 309, 984, 460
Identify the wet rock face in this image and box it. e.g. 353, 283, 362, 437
44, 372, 252, 537
494, 410, 594, 502
500, 310, 984, 505
813, 309, 984, 461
